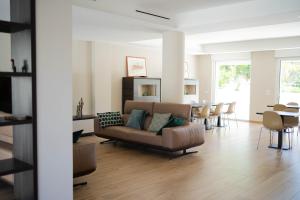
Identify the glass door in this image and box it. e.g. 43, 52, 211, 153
279, 59, 300, 104
215, 61, 251, 120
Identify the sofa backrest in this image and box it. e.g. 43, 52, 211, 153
153, 102, 191, 122
124, 101, 154, 115
123, 101, 191, 129
123, 101, 154, 130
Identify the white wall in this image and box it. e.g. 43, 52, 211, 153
36, 0, 73, 199
73, 41, 162, 113
250, 51, 278, 121
72, 40, 92, 115
194, 55, 213, 102
0, 34, 11, 71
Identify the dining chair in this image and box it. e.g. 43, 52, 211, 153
223, 102, 238, 128
283, 107, 299, 143
210, 103, 224, 127
194, 105, 210, 125
273, 104, 287, 111
257, 111, 284, 149
287, 102, 299, 106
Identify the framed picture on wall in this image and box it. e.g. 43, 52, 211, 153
126, 56, 147, 77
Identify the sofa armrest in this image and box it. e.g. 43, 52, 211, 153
162, 123, 205, 150
94, 118, 105, 136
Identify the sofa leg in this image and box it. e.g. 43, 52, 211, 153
73, 181, 87, 187
170, 149, 198, 159
100, 139, 115, 144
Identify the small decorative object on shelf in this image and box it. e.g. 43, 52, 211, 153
22, 60, 28, 73
76, 98, 84, 118
11, 59, 17, 72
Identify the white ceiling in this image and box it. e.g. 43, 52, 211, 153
72, 0, 300, 53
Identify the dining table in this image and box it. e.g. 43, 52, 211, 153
191, 102, 230, 130
256, 111, 300, 150
267, 104, 300, 109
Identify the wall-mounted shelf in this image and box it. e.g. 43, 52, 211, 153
0, 158, 33, 176
0, 20, 31, 33
0, 72, 32, 78
0, 118, 32, 127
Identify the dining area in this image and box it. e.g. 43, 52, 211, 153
256, 102, 300, 150
191, 101, 238, 131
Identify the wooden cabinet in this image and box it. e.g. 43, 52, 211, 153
122, 77, 161, 112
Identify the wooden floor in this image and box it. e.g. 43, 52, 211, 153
74, 122, 300, 200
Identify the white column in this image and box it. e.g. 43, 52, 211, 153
162, 31, 185, 103
37, 0, 73, 199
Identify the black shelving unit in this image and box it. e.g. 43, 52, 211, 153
0, 158, 33, 176
0, 20, 31, 33
0, 0, 37, 199
0, 72, 32, 77
0, 119, 32, 127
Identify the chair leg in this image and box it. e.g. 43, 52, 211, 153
288, 132, 291, 149
235, 113, 238, 128
257, 127, 263, 149
269, 130, 272, 145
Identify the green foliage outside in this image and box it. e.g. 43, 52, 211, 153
218, 64, 251, 90
280, 61, 300, 93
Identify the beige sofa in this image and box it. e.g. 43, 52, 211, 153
94, 101, 205, 156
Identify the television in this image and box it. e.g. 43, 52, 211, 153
0, 77, 12, 113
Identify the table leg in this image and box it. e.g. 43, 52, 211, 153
268, 130, 290, 150
217, 116, 225, 127
204, 118, 212, 130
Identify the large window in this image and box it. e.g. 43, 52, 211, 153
215, 61, 251, 120
279, 60, 300, 104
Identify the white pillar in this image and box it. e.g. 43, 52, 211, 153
162, 31, 185, 103
37, 0, 73, 199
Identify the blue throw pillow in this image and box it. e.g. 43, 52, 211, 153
126, 109, 146, 129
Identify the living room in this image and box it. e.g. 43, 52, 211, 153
1, 0, 300, 200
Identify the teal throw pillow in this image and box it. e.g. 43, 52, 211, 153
148, 113, 171, 133
126, 109, 147, 130
157, 116, 185, 135
97, 112, 124, 128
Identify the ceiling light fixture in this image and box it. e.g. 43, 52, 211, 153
136, 10, 170, 20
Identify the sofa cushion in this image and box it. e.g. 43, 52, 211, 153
153, 102, 191, 121
157, 116, 185, 135
147, 113, 171, 133
143, 116, 153, 130
126, 109, 147, 129
124, 101, 154, 115
101, 126, 162, 146
97, 112, 124, 128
